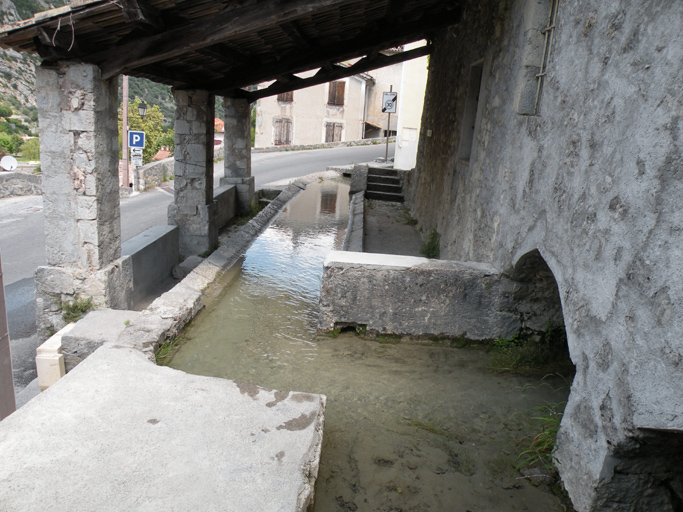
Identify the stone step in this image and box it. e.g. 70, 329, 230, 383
366, 182, 403, 194
367, 174, 401, 185
366, 190, 404, 202
367, 166, 398, 178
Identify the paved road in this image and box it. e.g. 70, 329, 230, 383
0, 143, 393, 391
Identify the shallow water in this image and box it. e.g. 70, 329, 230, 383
169, 178, 569, 511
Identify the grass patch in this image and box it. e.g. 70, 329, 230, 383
156, 337, 181, 366
489, 323, 574, 378
60, 295, 94, 323
515, 401, 565, 478
326, 328, 341, 338
420, 229, 440, 259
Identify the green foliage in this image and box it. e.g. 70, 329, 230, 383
119, 98, 166, 164
20, 137, 40, 160
118, 76, 174, 124
156, 337, 181, 366
489, 323, 574, 378
0, 132, 20, 154
420, 229, 440, 259
154, 130, 174, 153
13, 0, 68, 20
60, 296, 94, 323
0, 104, 12, 118
515, 402, 565, 478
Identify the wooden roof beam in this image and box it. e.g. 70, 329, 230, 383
280, 21, 313, 50
119, 0, 165, 32
227, 43, 432, 102
87, 0, 353, 79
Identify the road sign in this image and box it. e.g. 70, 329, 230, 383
130, 147, 143, 157
129, 130, 145, 148
131, 156, 143, 167
382, 92, 397, 113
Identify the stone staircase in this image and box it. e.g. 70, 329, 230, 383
365, 167, 404, 203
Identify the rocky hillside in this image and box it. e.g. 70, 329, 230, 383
0, 0, 175, 124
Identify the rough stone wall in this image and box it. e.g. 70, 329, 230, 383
0, 172, 41, 198
407, 1, 683, 510
168, 89, 217, 258
34, 62, 132, 337
136, 158, 173, 191
221, 97, 255, 214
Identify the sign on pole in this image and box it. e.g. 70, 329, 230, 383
128, 130, 145, 148
382, 91, 397, 113
130, 147, 143, 167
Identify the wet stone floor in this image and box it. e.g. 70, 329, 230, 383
167, 178, 570, 511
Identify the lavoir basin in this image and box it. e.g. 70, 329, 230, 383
167, 178, 570, 511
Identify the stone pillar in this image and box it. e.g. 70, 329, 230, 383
35, 62, 132, 338
220, 97, 255, 214
168, 89, 217, 258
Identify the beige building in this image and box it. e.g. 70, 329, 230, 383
254, 59, 414, 148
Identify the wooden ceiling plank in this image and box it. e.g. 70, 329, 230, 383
88, 0, 354, 79
119, 0, 165, 32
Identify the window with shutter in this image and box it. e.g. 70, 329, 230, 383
277, 91, 293, 102
325, 122, 343, 143
327, 81, 345, 106
274, 118, 292, 145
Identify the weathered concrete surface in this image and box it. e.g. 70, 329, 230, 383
213, 183, 237, 230
320, 251, 521, 339
168, 89, 217, 258
61, 308, 139, 372
0, 343, 326, 512
406, 1, 683, 509
0, 171, 41, 198
121, 225, 179, 308
342, 192, 364, 252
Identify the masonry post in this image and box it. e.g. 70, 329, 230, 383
168, 89, 217, 258
34, 62, 132, 338
220, 97, 255, 214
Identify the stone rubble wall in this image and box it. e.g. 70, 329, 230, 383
407, 1, 683, 509
0, 171, 41, 198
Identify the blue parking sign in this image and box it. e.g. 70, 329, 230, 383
129, 130, 145, 148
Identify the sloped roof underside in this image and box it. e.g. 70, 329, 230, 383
0, 0, 462, 100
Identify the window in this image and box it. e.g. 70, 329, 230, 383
277, 91, 293, 102
456, 61, 484, 164
327, 81, 345, 106
325, 122, 343, 143
274, 118, 292, 145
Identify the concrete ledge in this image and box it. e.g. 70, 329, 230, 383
214, 184, 236, 230
121, 225, 179, 307
342, 192, 364, 252
253, 136, 395, 154
0, 343, 326, 512
319, 250, 521, 339
35, 323, 72, 390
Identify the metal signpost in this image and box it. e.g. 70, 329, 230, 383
128, 131, 145, 172
382, 86, 397, 162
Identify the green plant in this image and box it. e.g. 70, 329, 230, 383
60, 296, 94, 323
32, 165, 41, 174
326, 328, 341, 338
156, 337, 181, 366
489, 323, 574, 378
355, 324, 367, 336
20, 137, 40, 160
124, 320, 130, 326
514, 401, 566, 478
420, 229, 440, 259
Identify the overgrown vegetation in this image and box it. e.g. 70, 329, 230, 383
515, 401, 565, 477
60, 296, 94, 323
420, 229, 440, 259
156, 337, 181, 366
489, 323, 574, 378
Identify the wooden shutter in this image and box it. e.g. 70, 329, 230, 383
333, 123, 343, 142
275, 118, 292, 145
328, 81, 345, 106
277, 91, 293, 102
325, 122, 335, 142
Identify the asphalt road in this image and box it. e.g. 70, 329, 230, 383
0, 143, 393, 391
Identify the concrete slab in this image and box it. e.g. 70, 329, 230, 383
61, 309, 140, 372
0, 343, 326, 512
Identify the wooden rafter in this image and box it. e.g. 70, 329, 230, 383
235, 43, 431, 102
119, 0, 165, 32
88, 0, 353, 79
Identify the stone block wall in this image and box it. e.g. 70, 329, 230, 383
407, 1, 683, 509
0, 172, 41, 198
136, 158, 173, 191
35, 62, 131, 337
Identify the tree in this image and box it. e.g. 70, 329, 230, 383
20, 137, 40, 160
153, 130, 174, 155
0, 104, 12, 119
118, 98, 165, 164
